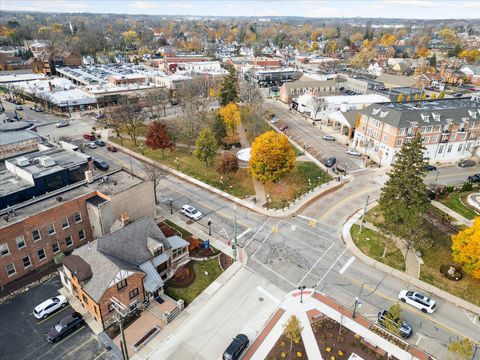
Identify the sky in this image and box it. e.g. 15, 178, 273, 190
1, 0, 479, 19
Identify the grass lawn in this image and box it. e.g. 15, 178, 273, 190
438, 192, 478, 220
164, 258, 223, 305
111, 137, 255, 198
163, 219, 192, 239
264, 161, 332, 209
350, 224, 405, 271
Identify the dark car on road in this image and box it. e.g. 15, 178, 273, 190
423, 165, 437, 171
377, 310, 413, 339
458, 160, 476, 168
93, 159, 109, 171
468, 174, 480, 183
223, 334, 249, 360
46, 312, 84, 343
107, 146, 117, 152
324, 157, 336, 168
279, 124, 288, 132
94, 140, 105, 147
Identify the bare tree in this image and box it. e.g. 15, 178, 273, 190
101, 105, 125, 144
142, 163, 166, 204
239, 79, 263, 108
309, 96, 325, 121
118, 96, 145, 146
145, 88, 170, 119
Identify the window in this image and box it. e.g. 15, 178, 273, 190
434, 126, 441, 132
117, 279, 128, 290
129, 288, 139, 299
5, 263, 16, 277
52, 242, 60, 254
108, 303, 116, 313
74, 212, 82, 223
22, 256, 31, 269
450, 134, 456, 141
32, 229, 41, 242
399, 128, 406, 135
470, 132, 476, 139
383, 135, 388, 142
421, 126, 427, 133
82, 294, 88, 304
431, 135, 438, 142
458, 143, 463, 152
438, 145, 444, 154
37, 248, 46, 261
78, 229, 85, 241
65, 236, 73, 247
16, 236, 26, 249
396, 139, 403, 146
427, 126, 433, 133
466, 142, 472, 151
61, 217, 69, 229
173, 247, 187, 258
423, 137, 430, 143
461, 133, 467, 140
447, 144, 452, 153
46, 223, 56, 236
1, 243, 10, 257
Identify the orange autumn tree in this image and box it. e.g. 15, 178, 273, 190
451, 217, 480, 279
219, 103, 241, 133
249, 131, 295, 183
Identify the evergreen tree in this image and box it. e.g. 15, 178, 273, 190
212, 113, 227, 145
379, 133, 429, 247
429, 53, 436, 67
220, 66, 238, 106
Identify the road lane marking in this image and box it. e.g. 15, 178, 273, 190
297, 214, 317, 223
251, 220, 279, 258
237, 228, 251, 240
297, 242, 336, 286
251, 257, 297, 287
92, 350, 108, 360
339, 256, 356, 274
312, 249, 348, 289
256, 286, 280, 304
463, 309, 478, 325
58, 337, 95, 359
36, 305, 71, 325
415, 333, 424, 346
243, 218, 270, 249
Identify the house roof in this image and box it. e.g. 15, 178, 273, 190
283, 77, 336, 91
376, 74, 417, 88
62, 255, 92, 281
97, 216, 171, 266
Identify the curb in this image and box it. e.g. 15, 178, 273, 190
107, 139, 350, 218
342, 207, 480, 316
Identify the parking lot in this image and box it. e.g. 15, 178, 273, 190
0, 276, 109, 360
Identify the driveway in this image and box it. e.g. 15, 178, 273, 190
0, 276, 110, 360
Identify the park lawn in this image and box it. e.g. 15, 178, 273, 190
111, 138, 255, 198
350, 224, 405, 272
418, 221, 480, 307
438, 192, 478, 220
164, 258, 223, 306
264, 161, 332, 209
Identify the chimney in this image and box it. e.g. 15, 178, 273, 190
48, 81, 53, 92
120, 212, 129, 226
85, 170, 93, 183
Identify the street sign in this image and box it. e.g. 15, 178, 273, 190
201, 240, 210, 249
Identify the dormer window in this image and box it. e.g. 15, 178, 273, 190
421, 114, 430, 122
380, 111, 388, 118
153, 245, 163, 257
468, 110, 477, 119
432, 113, 441, 122
372, 108, 381, 115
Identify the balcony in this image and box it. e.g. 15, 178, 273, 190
441, 129, 450, 134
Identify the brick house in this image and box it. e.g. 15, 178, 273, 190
59, 216, 190, 329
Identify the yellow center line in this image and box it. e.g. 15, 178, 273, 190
52, 325, 86, 348
36, 305, 71, 325
58, 337, 95, 359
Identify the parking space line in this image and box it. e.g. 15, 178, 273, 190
57, 337, 95, 359
52, 326, 86, 348
36, 305, 71, 325
339, 256, 356, 274
92, 350, 108, 360
237, 228, 251, 240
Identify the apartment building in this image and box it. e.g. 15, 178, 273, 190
353, 98, 480, 165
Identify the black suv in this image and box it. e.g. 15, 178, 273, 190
46, 312, 84, 343
223, 334, 249, 360
94, 159, 109, 171
324, 157, 336, 168
377, 310, 413, 339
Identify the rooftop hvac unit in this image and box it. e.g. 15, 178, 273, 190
16, 157, 30, 167
38, 156, 56, 167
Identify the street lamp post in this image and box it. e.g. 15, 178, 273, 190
352, 296, 359, 319
220, 176, 224, 190
140, 143, 144, 155
298, 285, 306, 303
169, 198, 173, 214
208, 219, 212, 236
266, 194, 270, 210
175, 157, 179, 171
435, 170, 439, 184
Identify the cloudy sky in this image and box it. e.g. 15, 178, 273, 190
1, 0, 479, 19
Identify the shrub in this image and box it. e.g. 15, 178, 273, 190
462, 181, 473, 192
296, 352, 303, 358
326, 347, 331, 352
281, 351, 287, 359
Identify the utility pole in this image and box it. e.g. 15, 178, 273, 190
358, 195, 370, 235
110, 297, 130, 360
233, 205, 237, 261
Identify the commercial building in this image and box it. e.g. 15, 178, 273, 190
0, 168, 155, 288
59, 216, 189, 329
281, 75, 337, 104
353, 97, 480, 165
247, 67, 301, 88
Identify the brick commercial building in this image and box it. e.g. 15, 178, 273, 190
353, 97, 480, 165
60, 217, 189, 329
0, 169, 155, 288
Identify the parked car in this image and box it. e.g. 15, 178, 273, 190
83, 134, 95, 141
180, 205, 203, 221
107, 146, 118, 152
324, 157, 336, 167
279, 124, 288, 132
468, 174, 480, 183
322, 135, 335, 141
270, 116, 280, 124
453, 92, 463, 98
87, 142, 97, 149
33, 295, 68, 319
93, 159, 109, 171
223, 334, 249, 360
458, 160, 475, 168
15, 105, 23, 111
377, 310, 413, 338
423, 165, 437, 171
346, 149, 361, 156
94, 140, 105, 147
33, 107, 44, 112
46, 312, 84, 343
398, 290, 436, 313
56, 121, 69, 128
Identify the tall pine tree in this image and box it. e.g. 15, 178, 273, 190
220, 66, 238, 106
379, 133, 429, 247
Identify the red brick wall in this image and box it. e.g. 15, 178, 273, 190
0, 193, 96, 287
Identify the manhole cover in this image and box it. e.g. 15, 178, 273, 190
279, 249, 284, 252
277, 257, 283, 262
259, 297, 264, 302
269, 260, 274, 264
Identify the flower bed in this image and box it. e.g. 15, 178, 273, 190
266, 333, 308, 360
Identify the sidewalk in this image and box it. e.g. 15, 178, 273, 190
430, 200, 474, 227
342, 206, 480, 316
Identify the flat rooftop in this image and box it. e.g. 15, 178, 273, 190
381, 97, 479, 112
0, 129, 42, 146
0, 169, 143, 227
